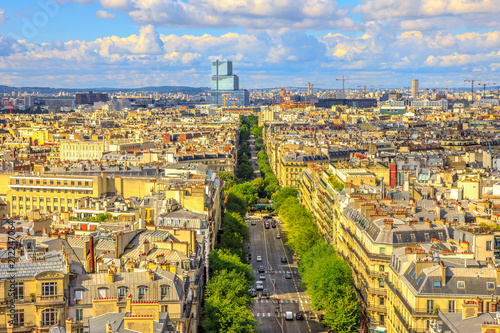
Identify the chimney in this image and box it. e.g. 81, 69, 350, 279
108, 269, 115, 283
496, 266, 500, 287
65, 318, 72, 333
89, 236, 95, 273
481, 322, 500, 333
408, 219, 418, 227
440, 261, 446, 286
126, 294, 132, 312
462, 301, 479, 320
383, 219, 394, 230
106, 320, 113, 333
425, 219, 433, 228
436, 204, 441, 219
148, 269, 155, 281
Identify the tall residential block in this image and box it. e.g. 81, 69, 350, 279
412, 79, 419, 97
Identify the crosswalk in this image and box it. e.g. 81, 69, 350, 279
254, 270, 294, 274
254, 299, 308, 304
255, 313, 273, 317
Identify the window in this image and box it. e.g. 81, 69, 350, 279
12, 196, 16, 201
42, 282, 57, 296
161, 286, 169, 298
457, 281, 465, 289
379, 297, 384, 305
427, 300, 434, 314
119, 288, 127, 297
380, 247, 386, 255
379, 265, 385, 272
487, 282, 495, 290
98, 288, 107, 298
433, 281, 441, 288
379, 315, 385, 325
12, 310, 24, 326
40, 197, 44, 202
75, 290, 82, 301
448, 300, 455, 313
19, 196, 23, 201
53, 198, 58, 203
411, 271, 416, 278
76, 309, 83, 321
417, 277, 422, 284
12, 282, 23, 299
41, 308, 57, 326
138, 287, 146, 299
486, 241, 492, 251
379, 280, 385, 287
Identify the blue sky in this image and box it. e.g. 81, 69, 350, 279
1, 0, 500, 89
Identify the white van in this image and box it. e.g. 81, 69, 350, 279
285, 311, 293, 320
256, 281, 264, 290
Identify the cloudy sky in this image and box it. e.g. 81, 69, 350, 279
1, 0, 500, 89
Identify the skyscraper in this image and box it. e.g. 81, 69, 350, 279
210, 60, 249, 107
411, 79, 419, 97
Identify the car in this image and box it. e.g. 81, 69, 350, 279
244, 214, 250, 220
271, 220, 276, 228
276, 234, 281, 239
285, 271, 292, 279
262, 289, 269, 297
259, 273, 266, 280
296, 312, 304, 320
258, 265, 265, 273
251, 220, 256, 225
285, 311, 293, 320
280, 256, 287, 263
256, 281, 264, 290
256, 256, 262, 262
248, 288, 256, 297
265, 223, 270, 229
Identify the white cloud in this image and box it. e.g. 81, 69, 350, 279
99, 0, 132, 11
0, 9, 5, 24
95, 10, 116, 19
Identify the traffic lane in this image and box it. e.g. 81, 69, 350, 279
261, 223, 314, 333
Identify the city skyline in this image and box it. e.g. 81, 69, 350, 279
2, 0, 500, 89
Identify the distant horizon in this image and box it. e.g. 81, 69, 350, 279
2, 1, 500, 89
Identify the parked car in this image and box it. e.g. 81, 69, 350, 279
285, 311, 293, 320
248, 288, 256, 297
259, 273, 266, 280
285, 271, 292, 279
276, 234, 281, 239
280, 256, 287, 263
296, 312, 304, 320
256, 256, 262, 262
258, 265, 265, 273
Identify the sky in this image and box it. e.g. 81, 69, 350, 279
1, 0, 500, 89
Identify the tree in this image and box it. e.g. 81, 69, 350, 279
209, 249, 254, 283
218, 171, 237, 183
228, 183, 259, 206
271, 187, 298, 211
202, 270, 258, 333
237, 163, 255, 182
225, 193, 247, 217
250, 177, 266, 198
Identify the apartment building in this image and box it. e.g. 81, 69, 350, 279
60, 140, 106, 161
5, 174, 107, 217
387, 244, 500, 333
0, 251, 69, 332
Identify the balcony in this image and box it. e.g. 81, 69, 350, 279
367, 288, 387, 296
36, 295, 65, 304
367, 305, 387, 313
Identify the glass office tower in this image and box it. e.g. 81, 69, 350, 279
210, 60, 249, 107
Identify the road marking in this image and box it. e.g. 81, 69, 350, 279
256, 313, 260, 317
267, 313, 271, 317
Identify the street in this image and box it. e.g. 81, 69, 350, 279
248, 216, 327, 333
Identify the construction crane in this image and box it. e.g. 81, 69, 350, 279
464, 79, 475, 99
478, 82, 495, 98
305, 82, 325, 105
357, 85, 374, 98
222, 94, 231, 107
336, 76, 349, 94
226, 97, 240, 107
